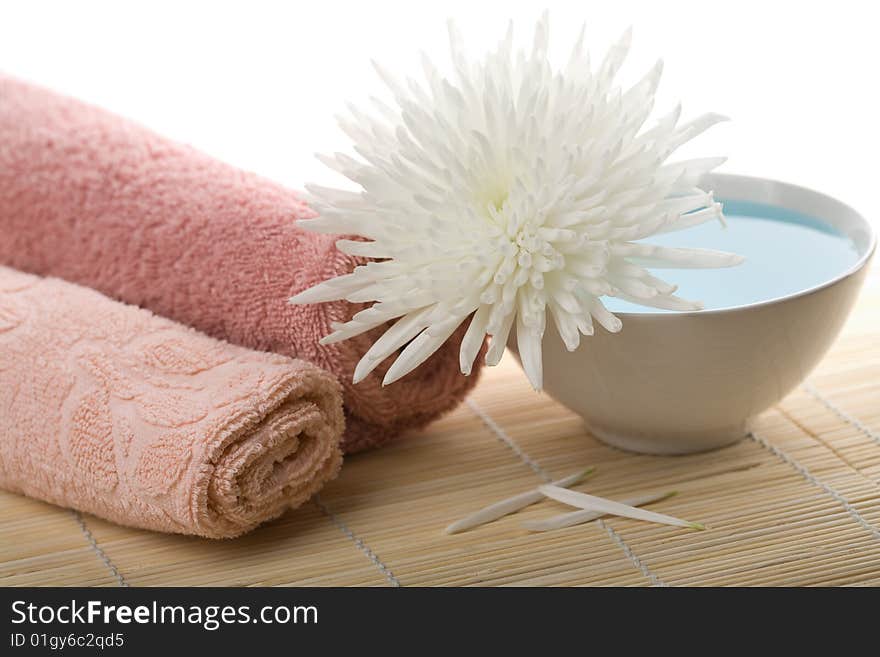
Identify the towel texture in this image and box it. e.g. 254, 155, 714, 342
0, 266, 344, 538
0, 76, 482, 452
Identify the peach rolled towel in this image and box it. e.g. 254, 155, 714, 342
0, 76, 483, 452
0, 266, 344, 538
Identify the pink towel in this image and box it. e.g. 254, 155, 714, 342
0, 266, 343, 538
0, 76, 482, 452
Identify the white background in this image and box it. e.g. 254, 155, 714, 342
2, 0, 878, 225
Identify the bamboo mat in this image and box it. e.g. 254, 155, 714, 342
3, 264, 879, 587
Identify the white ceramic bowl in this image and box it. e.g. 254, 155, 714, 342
510, 173, 876, 455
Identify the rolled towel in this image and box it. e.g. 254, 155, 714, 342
0, 266, 344, 538
0, 75, 483, 452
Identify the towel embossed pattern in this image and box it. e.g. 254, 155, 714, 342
0, 267, 344, 538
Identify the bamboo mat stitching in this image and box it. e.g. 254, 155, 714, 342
776, 404, 861, 475
313, 495, 401, 587
70, 510, 128, 587
749, 431, 880, 540
596, 519, 667, 587
464, 398, 668, 587
464, 398, 547, 479
804, 383, 880, 449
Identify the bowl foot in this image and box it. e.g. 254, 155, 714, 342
586, 422, 749, 456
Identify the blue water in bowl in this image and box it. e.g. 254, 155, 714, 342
602, 200, 861, 314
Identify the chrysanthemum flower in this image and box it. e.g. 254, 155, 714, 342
290, 14, 743, 391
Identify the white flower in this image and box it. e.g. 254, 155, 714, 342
290, 14, 742, 391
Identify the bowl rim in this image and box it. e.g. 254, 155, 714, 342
613, 172, 877, 318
